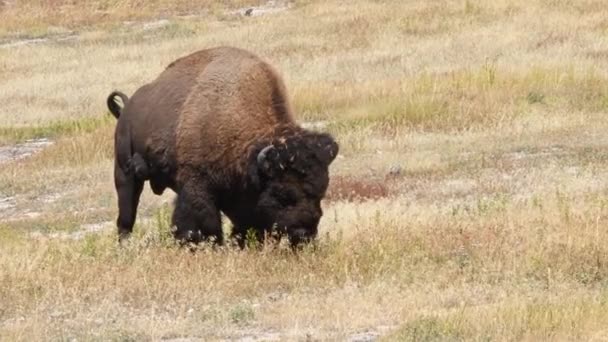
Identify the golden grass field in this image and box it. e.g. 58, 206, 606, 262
2, 0, 608, 340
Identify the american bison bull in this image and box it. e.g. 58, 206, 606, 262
106, 46, 339, 247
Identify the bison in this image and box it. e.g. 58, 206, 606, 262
106, 46, 339, 248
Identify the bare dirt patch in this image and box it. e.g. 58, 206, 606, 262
0, 196, 15, 211
0, 138, 53, 164
326, 176, 393, 202
0, 33, 77, 49
0, 195, 17, 221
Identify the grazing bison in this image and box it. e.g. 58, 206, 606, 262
106, 46, 339, 248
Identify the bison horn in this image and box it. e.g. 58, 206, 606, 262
257, 145, 275, 165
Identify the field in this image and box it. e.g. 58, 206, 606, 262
2, 0, 608, 340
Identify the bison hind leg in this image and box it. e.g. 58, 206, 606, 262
114, 162, 144, 243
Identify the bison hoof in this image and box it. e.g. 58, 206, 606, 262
118, 230, 132, 247
174, 229, 202, 244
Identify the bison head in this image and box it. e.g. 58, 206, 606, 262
253, 131, 339, 246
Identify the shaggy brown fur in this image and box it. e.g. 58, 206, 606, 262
107, 46, 339, 247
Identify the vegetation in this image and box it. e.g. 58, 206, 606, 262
2, 0, 608, 340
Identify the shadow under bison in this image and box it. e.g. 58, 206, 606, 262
106, 46, 339, 248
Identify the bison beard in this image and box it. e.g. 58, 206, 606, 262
106, 46, 339, 248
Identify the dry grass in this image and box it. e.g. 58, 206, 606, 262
2, 0, 608, 340
0, 0, 260, 36
326, 176, 393, 202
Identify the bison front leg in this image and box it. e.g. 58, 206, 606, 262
172, 180, 223, 246
114, 163, 144, 243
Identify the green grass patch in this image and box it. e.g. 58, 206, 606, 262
0, 114, 114, 145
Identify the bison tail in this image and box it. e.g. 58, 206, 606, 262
107, 91, 129, 119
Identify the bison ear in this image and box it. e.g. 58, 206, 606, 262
311, 133, 339, 165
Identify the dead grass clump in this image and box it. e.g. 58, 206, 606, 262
326, 176, 391, 202
327, 15, 373, 49
395, 1, 494, 36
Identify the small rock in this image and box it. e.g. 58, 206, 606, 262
244, 8, 254, 16
388, 165, 402, 177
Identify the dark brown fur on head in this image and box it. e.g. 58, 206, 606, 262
241, 127, 339, 246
